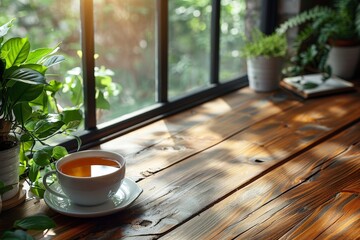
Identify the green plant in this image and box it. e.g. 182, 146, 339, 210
63, 63, 121, 111
322, 0, 360, 42
62, 64, 121, 124
1, 215, 55, 240
278, 0, 360, 78
0, 19, 82, 198
240, 28, 287, 58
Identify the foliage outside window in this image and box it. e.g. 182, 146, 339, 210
1, 0, 262, 149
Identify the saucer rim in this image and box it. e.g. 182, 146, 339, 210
43, 177, 142, 218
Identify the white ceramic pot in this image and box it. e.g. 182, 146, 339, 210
327, 45, 360, 79
247, 56, 283, 92
0, 145, 20, 201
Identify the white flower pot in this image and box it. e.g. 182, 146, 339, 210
247, 56, 283, 92
327, 45, 360, 79
0, 145, 20, 201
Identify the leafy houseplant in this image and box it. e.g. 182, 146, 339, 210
0, 19, 82, 201
241, 28, 287, 92
241, 29, 287, 59
278, 0, 360, 79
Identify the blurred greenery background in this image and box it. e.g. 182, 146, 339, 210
0, 0, 259, 126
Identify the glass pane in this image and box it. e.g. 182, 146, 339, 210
1, 0, 83, 129
169, 0, 212, 99
93, 0, 156, 125
220, 0, 261, 82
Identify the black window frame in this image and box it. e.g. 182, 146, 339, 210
66, 0, 276, 151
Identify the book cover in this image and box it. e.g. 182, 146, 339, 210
281, 74, 355, 98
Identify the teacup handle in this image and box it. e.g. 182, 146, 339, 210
43, 171, 68, 199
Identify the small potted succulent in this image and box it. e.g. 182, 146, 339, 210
241, 28, 287, 92
0, 19, 82, 206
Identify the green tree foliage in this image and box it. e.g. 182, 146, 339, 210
1, 0, 255, 121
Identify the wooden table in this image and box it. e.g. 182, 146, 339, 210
1, 86, 360, 239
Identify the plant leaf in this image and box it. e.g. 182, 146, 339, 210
9, 81, 44, 102
67, 75, 83, 106
28, 162, 40, 182
19, 134, 34, 147
0, 59, 5, 77
13, 102, 32, 124
30, 180, 46, 199
33, 115, 64, 138
45, 80, 63, 94
74, 135, 82, 151
7, 68, 46, 85
19, 64, 48, 75
0, 19, 14, 39
2, 37, 30, 68
62, 108, 83, 126
29, 90, 49, 113
13, 215, 56, 230
26, 48, 56, 64
1, 229, 34, 240
302, 82, 319, 89
96, 91, 110, 110
40, 146, 56, 155
42, 55, 65, 68
33, 150, 51, 167
52, 146, 68, 160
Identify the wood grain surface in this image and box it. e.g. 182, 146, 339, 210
1, 88, 359, 240
162, 122, 360, 239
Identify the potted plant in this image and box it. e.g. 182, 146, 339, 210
323, 0, 360, 79
241, 28, 287, 92
278, 0, 360, 79
0, 19, 82, 206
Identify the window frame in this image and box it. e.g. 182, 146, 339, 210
64, 0, 276, 151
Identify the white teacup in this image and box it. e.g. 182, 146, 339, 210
43, 150, 126, 206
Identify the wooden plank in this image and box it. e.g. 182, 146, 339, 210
99, 91, 298, 181
281, 192, 360, 239
161, 122, 360, 240
24, 94, 360, 239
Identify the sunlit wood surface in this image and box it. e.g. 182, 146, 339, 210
1, 86, 360, 239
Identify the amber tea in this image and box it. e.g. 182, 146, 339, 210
60, 157, 121, 177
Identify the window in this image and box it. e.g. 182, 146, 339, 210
168, 0, 212, 98
220, 0, 261, 82
93, 0, 157, 124
2, 0, 273, 150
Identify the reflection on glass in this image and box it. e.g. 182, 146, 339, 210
93, 0, 156, 124
220, 0, 261, 82
168, 0, 212, 99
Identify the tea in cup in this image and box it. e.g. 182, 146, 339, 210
43, 150, 126, 206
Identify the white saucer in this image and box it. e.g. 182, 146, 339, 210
44, 177, 142, 218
